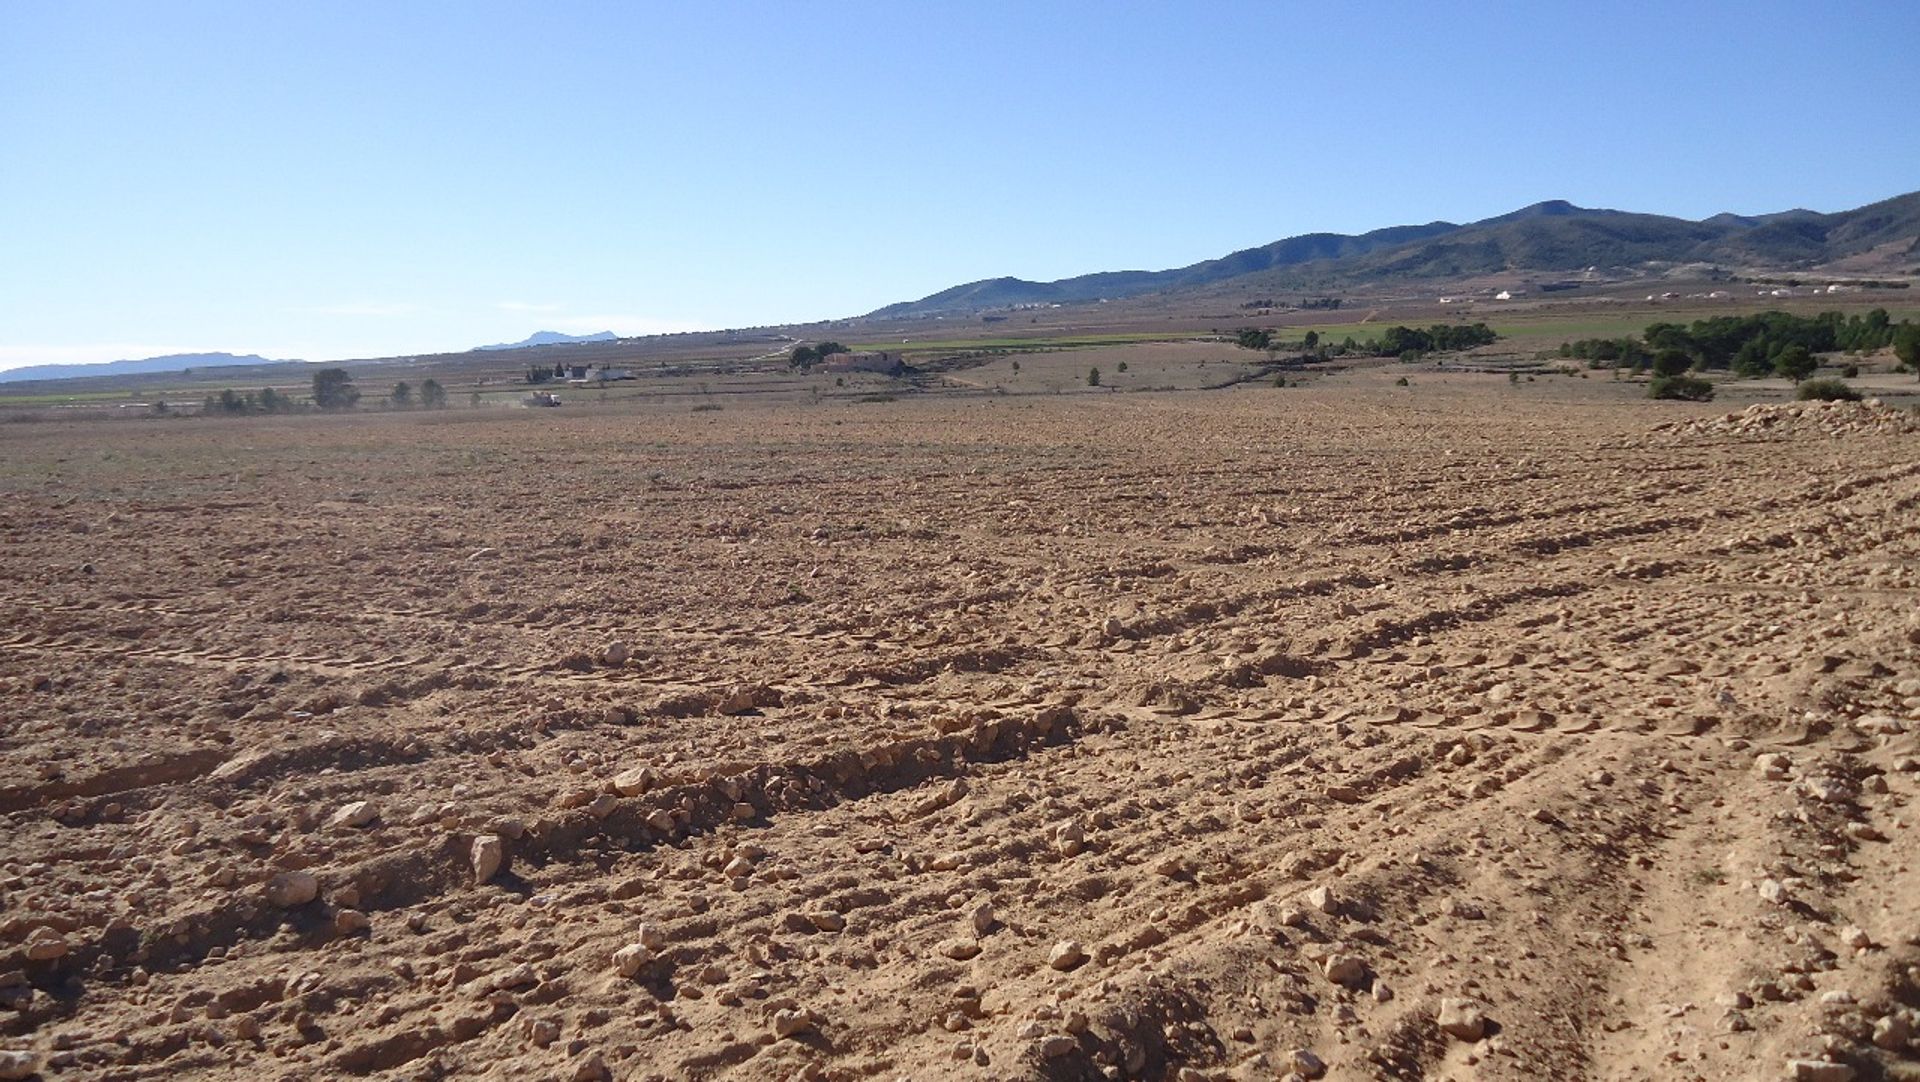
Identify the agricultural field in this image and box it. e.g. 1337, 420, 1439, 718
2, 369, 1919, 1082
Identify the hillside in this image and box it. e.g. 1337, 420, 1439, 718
0, 352, 290, 385
475, 330, 618, 351
871, 190, 1920, 317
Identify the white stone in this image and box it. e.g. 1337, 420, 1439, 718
773, 1008, 813, 1038
327, 800, 378, 830
1788, 1060, 1855, 1082
23, 926, 68, 961
1321, 954, 1365, 988
471, 835, 505, 885
265, 870, 319, 908
1437, 997, 1487, 1041
938, 939, 981, 961
1048, 940, 1087, 971
612, 767, 655, 796
612, 943, 655, 978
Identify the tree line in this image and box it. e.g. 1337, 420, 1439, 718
1562, 309, 1918, 379
201, 369, 448, 415
1234, 322, 1498, 359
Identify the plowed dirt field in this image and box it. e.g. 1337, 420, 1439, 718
3, 385, 1917, 1082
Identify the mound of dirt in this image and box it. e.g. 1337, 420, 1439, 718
1653, 398, 1920, 440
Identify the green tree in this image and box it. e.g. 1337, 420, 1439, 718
1894, 323, 1920, 377
1651, 349, 1692, 378
390, 381, 414, 408
313, 368, 359, 411
257, 386, 289, 413
420, 379, 448, 408
1303, 330, 1320, 351
789, 345, 818, 370
1772, 345, 1816, 383
1087, 366, 1101, 387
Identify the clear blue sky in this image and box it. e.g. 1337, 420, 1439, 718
3, 0, 1917, 368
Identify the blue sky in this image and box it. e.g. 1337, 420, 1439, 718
3, 0, 1917, 368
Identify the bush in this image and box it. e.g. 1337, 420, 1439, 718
1087, 367, 1101, 387
1649, 375, 1715, 401
1796, 378, 1861, 402
1841, 364, 1860, 379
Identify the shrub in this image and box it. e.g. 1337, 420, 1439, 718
1087, 367, 1101, 387
1841, 364, 1860, 379
1796, 378, 1861, 402
1394, 376, 1410, 387
1649, 375, 1715, 401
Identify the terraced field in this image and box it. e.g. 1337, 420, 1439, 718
1, 384, 1917, 1081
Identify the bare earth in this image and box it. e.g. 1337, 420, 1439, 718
2, 380, 1918, 1082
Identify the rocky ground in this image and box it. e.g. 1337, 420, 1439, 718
1, 382, 1917, 1081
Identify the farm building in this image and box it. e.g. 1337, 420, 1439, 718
823, 351, 904, 376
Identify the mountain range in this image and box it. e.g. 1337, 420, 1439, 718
0, 352, 289, 385
870, 190, 1920, 318
474, 330, 618, 351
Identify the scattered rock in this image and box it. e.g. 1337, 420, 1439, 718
1038, 1034, 1077, 1059
1290, 1048, 1327, 1079
570, 1051, 610, 1082
23, 927, 68, 962
334, 909, 371, 935
602, 641, 630, 667
1321, 954, 1366, 988
1437, 997, 1488, 1041
1759, 878, 1790, 906
612, 767, 655, 796
0, 1050, 43, 1081
326, 800, 379, 830
1787, 1060, 1855, 1082
265, 871, 319, 908
772, 1008, 813, 1039
1872, 1013, 1910, 1051
1839, 926, 1871, 950
1304, 885, 1338, 914
970, 900, 996, 935
612, 944, 656, 978
471, 835, 505, 885
939, 939, 981, 961
1048, 940, 1087, 971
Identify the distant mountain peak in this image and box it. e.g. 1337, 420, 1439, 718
0, 351, 288, 384
868, 189, 1920, 317
475, 330, 618, 351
